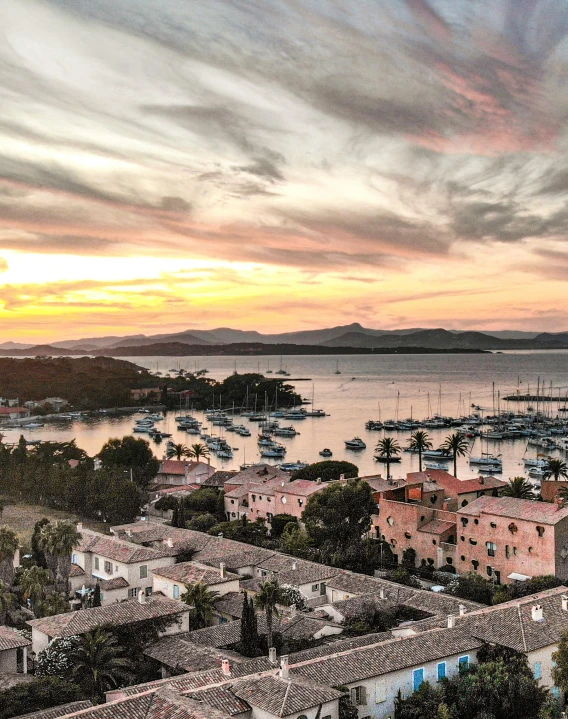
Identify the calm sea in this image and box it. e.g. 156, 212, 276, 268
5, 352, 568, 481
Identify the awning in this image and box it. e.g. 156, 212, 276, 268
507, 572, 532, 582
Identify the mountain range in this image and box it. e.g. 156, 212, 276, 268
1, 324, 567, 353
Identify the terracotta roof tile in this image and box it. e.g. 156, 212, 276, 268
153, 562, 239, 586
0, 625, 31, 651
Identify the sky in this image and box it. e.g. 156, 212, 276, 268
1, 0, 568, 341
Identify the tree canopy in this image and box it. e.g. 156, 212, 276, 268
292, 460, 359, 482
98, 436, 159, 489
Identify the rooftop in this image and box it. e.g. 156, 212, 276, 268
12, 701, 93, 719
28, 597, 189, 638
256, 555, 339, 585
407, 470, 506, 495
159, 460, 208, 476
0, 625, 31, 651
152, 561, 239, 586
458, 495, 568, 524
78, 529, 172, 564
418, 519, 456, 535
232, 675, 342, 717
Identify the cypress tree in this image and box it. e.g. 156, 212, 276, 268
239, 593, 260, 657
178, 500, 187, 529
171, 503, 179, 528
92, 584, 101, 607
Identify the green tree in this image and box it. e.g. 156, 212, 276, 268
31, 518, 50, 569
270, 514, 298, 538
544, 458, 568, 482
70, 628, 134, 703
292, 461, 359, 482
0, 579, 14, 624
166, 443, 189, 460
36, 636, 80, 679
188, 513, 218, 532
446, 572, 494, 605
280, 522, 312, 557
552, 627, 568, 692
502, 476, 535, 499
181, 582, 220, 629
20, 566, 51, 616
302, 478, 377, 557
239, 592, 260, 657
375, 437, 402, 479
39, 521, 81, 596
92, 584, 102, 607
441, 433, 469, 478
37, 592, 69, 618
187, 443, 210, 462
0, 527, 19, 588
98, 436, 159, 489
254, 579, 282, 649
408, 431, 433, 473
394, 681, 444, 719
0, 676, 83, 719
185, 488, 220, 515
401, 547, 417, 570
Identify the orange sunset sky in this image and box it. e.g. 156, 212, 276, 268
1, 0, 568, 342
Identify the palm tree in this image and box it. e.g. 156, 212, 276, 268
254, 579, 282, 649
0, 527, 19, 588
375, 437, 401, 479
0, 579, 14, 624
187, 443, 210, 462
39, 521, 82, 595
407, 431, 433, 473
543, 459, 568, 482
441, 433, 469, 479
181, 582, 219, 629
502, 476, 535, 500
70, 628, 133, 703
20, 566, 50, 616
166, 443, 189, 461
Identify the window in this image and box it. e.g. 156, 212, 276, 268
94, 557, 99, 570
145, 587, 152, 596
128, 588, 137, 598
173, 584, 180, 599
486, 541, 497, 557
461, 518, 468, 526
534, 662, 542, 680
474, 519, 479, 525
252, 495, 256, 502
459, 656, 469, 671
281, 497, 287, 504
139, 565, 148, 579
298, 499, 303, 507
312, 584, 319, 592
505, 545, 510, 558
405, 532, 412, 539
267, 497, 271, 502
461, 500, 468, 507
387, 516, 394, 526
432, 540, 437, 545
412, 668, 424, 692
375, 682, 387, 703
104, 561, 112, 574
461, 555, 466, 561
231, 499, 234, 504
72, 553, 78, 564
469, 539, 477, 545
472, 560, 479, 570
490, 522, 497, 529
536, 526, 545, 537
350, 686, 366, 705
487, 566, 493, 577
437, 662, 446, 681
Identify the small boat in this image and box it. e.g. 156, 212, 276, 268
319, 448, 333, 457
279, 461, 309, 472
374, 454, 402, 463
334, 360, 341, 375
365, 420, 384, 430
303, 409, 327, 417
423, 449, 454, 459
217, 449, 233, 459
528, 467, 546, 479
424, 462, 449, 470
237, 428, 251, 437
23, 422, 44, 428
344, 437, 366, 449
479, 465, 503, 474
273, 426, 298, 437
260, 446, 287, 458
469, 454, 502, 466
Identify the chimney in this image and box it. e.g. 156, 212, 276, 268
268, 647, 278, 664
281, 482, 285, 487
532, 604, 544, 622
166, 537, 174, 548
562, 595, 568, 612
126, 529, 132, 537
339, 474, 345, 480
316, 477, 321, 484
289, 603, 296, 618
221, 659, 231, 677
292, 561, 297, 571
280, 655, 289, 680
447, 614, 456, 628
137, 589, 146, 604
220, 562, 226, 579
557, 497, 565, 510
479, 476, 484, 485
459, 604, 467, 617
379, 588, 385, 600
76, 522, 83, 532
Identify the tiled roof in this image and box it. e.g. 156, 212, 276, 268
28, 597, 189, 638
458, 495, 568, 523
12, 701, 93, 719
418, 519, 456, 535
290, 628, 482, 686
407, 470, 506, 495
159, 460, 200, 476
78, 530, 172, 564
144, 634, 246, 673
329, 593, 392, 619
232, 675, 342, 717
228, 465, 289, 484
275, 479, 325, 497
214, 591, 246, 619
13, 701, 92, 719
153, 561, 239, 586
99, 576, 129, 591
256, 556, 339, 586
0, 625, 31, 651
224, 485, 252, 499
202, 471, 237, 487
70, 563, 86, 577
201, 547, 276, 572
190, 685, 250, 716
288, 631, 393, 662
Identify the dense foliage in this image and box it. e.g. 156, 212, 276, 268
0, 357, 158, 409
98, 436, 159, 489
292, 460, 359, 482
0, 677, 84, 719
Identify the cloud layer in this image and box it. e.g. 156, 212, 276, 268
0, 0, 568, 337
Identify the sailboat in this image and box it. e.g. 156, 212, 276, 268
334, 360, 341, 375
275, 356, 287, 375
266, 359, 272, 374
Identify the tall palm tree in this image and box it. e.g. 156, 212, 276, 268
20, 565, 50, 616
0, 579, 13, 624
407, 431, 433, 473
441, 433, 469, 479
39, 521, 82, 596
502, 476, 535, 500
375, 437, 401, 479
181, 582, 219, 629
187, 443, 210, 462
543, 459, 568, 482
0, 527, 19, 588
254, 579, 282, 649
166, 443, 189, 461
70, 628, 134, 703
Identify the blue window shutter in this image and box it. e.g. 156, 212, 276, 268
534, 662, 542, 680
459, 656, 469, 670
437, 662, 446, 681
413, 668, 424, 692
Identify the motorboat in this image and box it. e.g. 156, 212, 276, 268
302, 409, 327, 417
273, 426, 298, 437
319, 448, 333, 457
528, 467, 546, 479
423, 449, 454, 459
469, 454, 502, 466
260, 446, 287, 458
279, 461, 309, 472
344, 437, 366, 449
374, 454, 402, 463
479, 465, 502, 474
365, 420, 383, 430
424, 462, 449, 470
217, 449, 233, 459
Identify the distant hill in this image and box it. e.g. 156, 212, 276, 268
533, 331, 568, 345
108, 332, 211, 348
